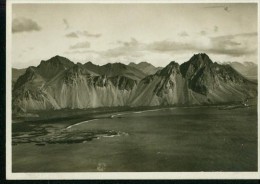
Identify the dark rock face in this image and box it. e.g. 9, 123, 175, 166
180, 53, 251, 95
180, 53, 214, 95
152, 62, 181, 97
12, 68, 26, 88
12, 53, 257, 112
37, 55, 75, 79
110, 76, 137, 91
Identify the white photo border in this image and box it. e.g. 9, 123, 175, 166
6, 0, 260, 180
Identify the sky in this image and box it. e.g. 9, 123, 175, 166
11, 3, 258, 68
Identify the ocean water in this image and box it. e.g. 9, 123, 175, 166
12, 106, 257, 172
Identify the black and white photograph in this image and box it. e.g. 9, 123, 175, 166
6, 0, 260, 179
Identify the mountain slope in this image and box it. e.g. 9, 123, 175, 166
129, 61, 186, 106
43, 64, 138, 109
12, 68, 26, 88
12, 68, 26, 83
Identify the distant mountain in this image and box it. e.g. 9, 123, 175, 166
224, 61, 257, 81
84, 61, 146, 80
129, 62, 162, 75
12, 54, 257, 113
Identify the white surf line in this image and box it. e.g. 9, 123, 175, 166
66, 119, 98, 129
101, 134, 120, 138
66, 111, 134, 130
110, 113, 125, 118
132, 107, 177, 114
111, 107, 177, 118
66, 105, 213, 129
110, 107, 176, 119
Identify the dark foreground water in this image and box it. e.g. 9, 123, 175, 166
12, 105, 257, 172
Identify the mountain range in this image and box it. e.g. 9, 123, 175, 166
12, 53, 257, 113
225, 61, 257, 81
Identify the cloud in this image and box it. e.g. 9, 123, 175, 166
65, 30, 102, 38
178, 31, 189, 37
119, 33, 256, 58
92, 38, 194, 59
65, 49, 99, 54
214, 26, 219, 32
208, 32, 257, 56
117, 37, 139, 47
70, 41, 91, 49
200, 30, 207, 36
211, 32, 257, 39
102, 47, 143, 58
203, 5, 230, 12
101, 38, 144, 58
12, 17, 41, 33
65, 32, 78, 38
67, 32, 257, 61
63, 19, 69, 29
146, 40, 195, 52
79, 31, 102, 38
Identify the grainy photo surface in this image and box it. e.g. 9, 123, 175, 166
7, 0, 259, 179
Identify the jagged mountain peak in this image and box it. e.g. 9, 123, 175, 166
76, 62, 83, 66
139, 61, 150, 64
168, 61, 179, 65
180, 53, 213, 77
39, 55, 74, 68
128, 62, 135, 65
52, 55, 67, 59
83, 61, 99, 69
84, 61, 95, 66
13, 66, 44, 91
101, 63, 128, 76
103, 62, 127, 69
129, 61, 162, 75
157, 61, 180, 76
189, 53, 213, 66
164, 61, 179, 70
136, 61, 151, 67
26, 66, 37, 73
66, 64, 98, 76
129, 61, 153, 67
36, 56, 75, 80
102, 62, 146, 80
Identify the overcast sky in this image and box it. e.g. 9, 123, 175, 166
12, 3, 257, 68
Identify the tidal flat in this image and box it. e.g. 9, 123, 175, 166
12, 104, 257, 172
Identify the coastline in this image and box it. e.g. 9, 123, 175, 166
63, 103, 255, 130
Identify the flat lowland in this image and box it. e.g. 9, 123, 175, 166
12, 104, 257, 172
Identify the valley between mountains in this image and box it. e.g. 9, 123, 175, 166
12, 53, 257, 113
